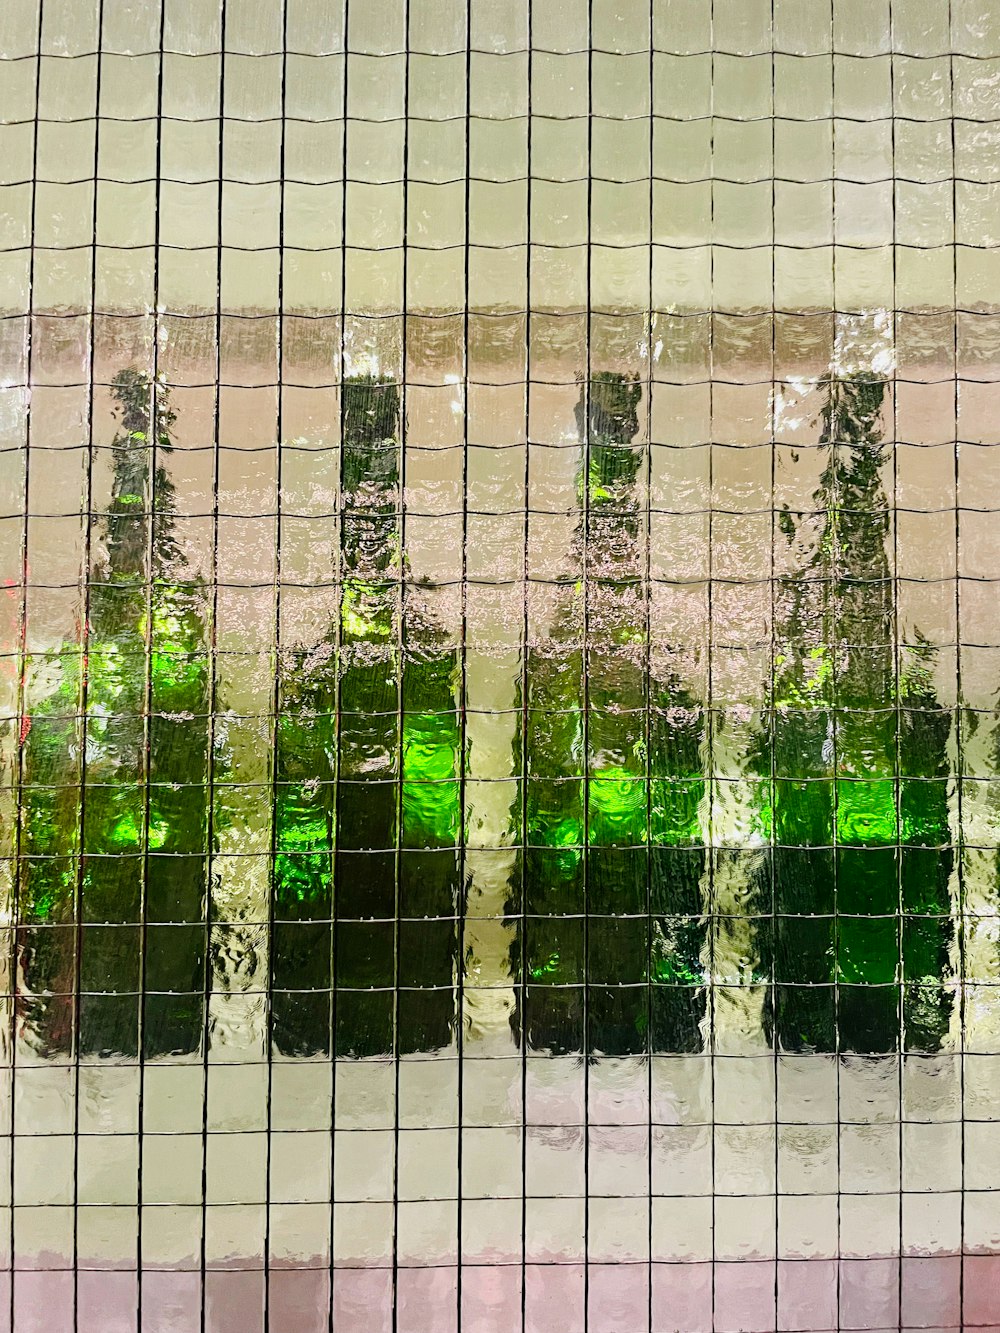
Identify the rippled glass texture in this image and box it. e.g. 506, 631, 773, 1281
2, 0, 1000, 1330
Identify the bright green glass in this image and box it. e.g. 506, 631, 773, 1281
399, 635, 461, 1052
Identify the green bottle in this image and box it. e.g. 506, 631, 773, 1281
763, 372, 953, 1053
143, 376, 212, 1059
327, 375, 464, 1055
92, 370, 211, 1057
19, 370, 211, 1057
583, 374, 651, 1055
333, 376, 403, 1056
518, 372, 707, 1055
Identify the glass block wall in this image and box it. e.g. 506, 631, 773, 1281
2, 0, 1000, 1329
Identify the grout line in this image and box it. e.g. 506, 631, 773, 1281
136, 0, 168, 1324
71, 3, 106, 1327
583, 2, 593, 1323
889, 5, 907, 1324
8, 42, 1000, 59
262, 0, 290, 1326
329, 0, 351, 1323
456, 1, 472, 1326
829, 15, 843, 1330
770, 1, 780, 1319
520, 5, 532, 1328
707, 1, 717, 1326
646, 1, 655, 1323
198, 2, 227, 1327
390, 4, 411, 1327
948, 0, 968, 1324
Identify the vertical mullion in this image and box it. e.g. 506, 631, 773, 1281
773, 0, 784, 1317
391, 4, 411, 1327
263, 0, 290, 1327
830, 22, 842, 1332
520, 8, 532, 1331
456, 5, 472, 1329
10, 1, 46, 1322
200, 3, 227, 1329
707, 3, 717, 1329
889, 4, 905, 1320
582, 2, 593, 1327
948, 1, 966, 1322
136, 2, 167, 1328
331, 0, 350, 1324
73, 6, 105, 1329
645, 0, 654, 1325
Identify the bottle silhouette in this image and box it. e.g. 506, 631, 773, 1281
764, 371, 953, 1054
324, 375, 461, 1056
18, 369, 211, 1058
330, 375, 402, 1055
517, 372, 707, 1055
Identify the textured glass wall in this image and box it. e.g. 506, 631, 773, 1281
2, 0, 1000, 1329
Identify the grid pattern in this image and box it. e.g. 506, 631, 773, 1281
2, 1, 1000, 1330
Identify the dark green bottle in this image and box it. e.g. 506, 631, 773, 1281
327, 375, 464, 1055
583, 374, 650, 1055
764, 372, 953, 1053
92, 371, 211, 1058
518, 372, 707, 1055
333, 376, 402, 1056
19, 370, 211, 1058
142, 379, 212, 1059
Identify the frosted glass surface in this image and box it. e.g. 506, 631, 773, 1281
1, 1, 1000, 1329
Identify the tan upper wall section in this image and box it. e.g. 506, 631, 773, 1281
3, 0, 1000, 316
